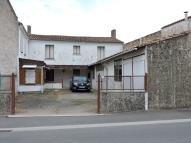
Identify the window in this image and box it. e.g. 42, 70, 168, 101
73, 45, 80, 55
45, 45, 54, 59
73, 69, 80, 76
114, 59, 122, 81
25, 69, 35, 84
97, 46, 105, 60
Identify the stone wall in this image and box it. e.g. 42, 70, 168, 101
101, 92, 145, 113
0, 94, 11, 114
147, 33, 191, 109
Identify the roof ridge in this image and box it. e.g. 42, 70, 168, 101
29, 34, 124, 43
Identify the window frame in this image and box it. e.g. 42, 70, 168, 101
73, 45, 80, 55
25, 69, 36, 84
97, 46, 105, 60
45, 45, 54, 59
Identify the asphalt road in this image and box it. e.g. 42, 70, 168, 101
0, 110, 191, 143
0, 120, 191, 143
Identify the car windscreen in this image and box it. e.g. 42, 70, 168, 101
73, 76, 87, 82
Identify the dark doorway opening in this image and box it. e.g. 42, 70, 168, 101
46, 69, 54, 82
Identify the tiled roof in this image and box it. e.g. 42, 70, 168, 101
29, 34, 123, 43
90, 31, 191, 66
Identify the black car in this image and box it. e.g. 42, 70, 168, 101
70, 76, 91, 91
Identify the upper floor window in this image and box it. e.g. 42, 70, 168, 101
45, 45, 54, 59
97, 46, 105, 60
73, 45, 80, 55
114, 59, 122, 81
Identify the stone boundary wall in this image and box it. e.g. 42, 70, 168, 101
0, 94, 11, 114
101, 92, 145, 113
147, 33, 191, 109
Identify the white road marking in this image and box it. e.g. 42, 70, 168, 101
1, 119, 191, 132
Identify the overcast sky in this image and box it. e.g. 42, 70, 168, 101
10, 0, 191, 43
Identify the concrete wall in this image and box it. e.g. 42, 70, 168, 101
29, 40, 123, 65
147, 33, 191, 109
0, 0, 18, 74
101, 92, 145, 113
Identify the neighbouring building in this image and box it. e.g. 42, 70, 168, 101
91, 12, 191, 112
0, 0, 18, 75
17, 28, 123, 92
0, 0, 19, 114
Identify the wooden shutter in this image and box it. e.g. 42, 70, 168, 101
20, 68, 25, 84
35, 68, 41, 84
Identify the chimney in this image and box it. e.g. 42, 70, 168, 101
111, 29, 116, 38
184, 11, 188, 20
27, 25, 31, 35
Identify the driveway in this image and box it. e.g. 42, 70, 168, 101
16, 90, 97, 115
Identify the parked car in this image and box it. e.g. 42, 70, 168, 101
70, 76, 91, 91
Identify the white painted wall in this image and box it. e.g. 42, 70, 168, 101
28, 40, 123, 65
92, 54, 146, 90
18, 25, 29, 59
18, 85, 42, 92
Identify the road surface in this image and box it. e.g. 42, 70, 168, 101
0, 110, 191, 143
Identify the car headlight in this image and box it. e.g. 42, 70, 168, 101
74, 82, 78, 86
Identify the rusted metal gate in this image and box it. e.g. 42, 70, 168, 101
0, 73, 15, 114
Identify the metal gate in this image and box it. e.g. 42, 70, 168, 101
0, 73, 15, 114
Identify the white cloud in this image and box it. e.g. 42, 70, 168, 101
10, 0, 191, 42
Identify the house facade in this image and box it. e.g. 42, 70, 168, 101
17, 28, 123, 92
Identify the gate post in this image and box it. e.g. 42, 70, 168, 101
11, 73, 15, 114
97, 74, 101, 114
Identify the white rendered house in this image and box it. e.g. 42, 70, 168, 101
17, 27, 123, 92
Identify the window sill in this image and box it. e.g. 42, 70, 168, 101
45, 58, 55, 60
